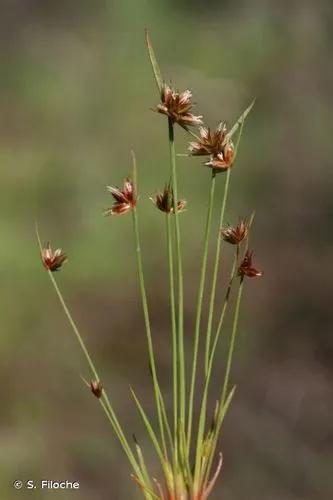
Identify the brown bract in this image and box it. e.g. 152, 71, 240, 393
90, 380, 103, 399
150, 185, 186, 214
189, 122, 235, 171
105, 178, 136, 216
221, 219, 248, 245
42, 243, 67, 272
238, 250, 262, 278
157, 84, 203, 128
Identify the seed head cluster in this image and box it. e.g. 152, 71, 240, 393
156, 84, 203, 128
105, 178, 136, 216
189, 122, 234, 170
90, 380, 103, 399
42, 243, 67, 272
150, 184, 186, 214
238, 250, 262, 278
221, 219, 249, 245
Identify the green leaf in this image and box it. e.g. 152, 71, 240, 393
216, 385, 236, 431
145, 29, 163, 95
228, 99, 256, 139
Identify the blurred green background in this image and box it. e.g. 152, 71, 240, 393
1, 0, 332, 499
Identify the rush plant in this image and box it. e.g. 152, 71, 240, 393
37, 31, 262, 499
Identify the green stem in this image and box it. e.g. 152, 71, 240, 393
49, 272, 98, 380
47, 271, 142, 479
204, 277, 244, 485
193, 252, 237, 486
131, 388, 175, 497
187, 171, 216, 447
166, 213, 178, 467
221, 278, 244, 405
168, 119, 186, 440
99, 399, 148, 493
213, 248, 239, 355
204, 115, 246, 376
204, 169, 231, 375
132, 207, 168, 459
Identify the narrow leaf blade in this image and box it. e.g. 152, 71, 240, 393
228, 99, 256, 139
145, 29, 163, 94
217, 385, 236, 430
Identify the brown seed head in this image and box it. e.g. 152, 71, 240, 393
105, 178, 136, 216
221, 219, 249, 245
238, 250, 262, 278
156, 84, 203, 128
189, 121, 235, 170
41, 243, 67, 272
90, 380, 103, 398
150, 184, 186, 214
205, 140, 234, 170
189, 122, 227, 156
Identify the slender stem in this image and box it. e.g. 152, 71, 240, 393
221, 217, 254, 407
131, 388, 175, 498
221, 279, 244, 405
204, 116, 246, 376
47, 271, 142, 479
204, 277, 244, 486
168, 119, 186, 438
49, 271, 98, 380
193, 252, 237, 486
99, 399, 146, 489
157, 380, 175, 456
187, 171, 216, 447
204, 169, 231, 375
166, 213, 178, 466
213, 248, 238, 354
202, 386, 235, 492
132, 207, 168, 459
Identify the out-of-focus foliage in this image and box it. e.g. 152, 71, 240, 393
0, 1, 332, 498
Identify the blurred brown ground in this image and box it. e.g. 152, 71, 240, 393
0, 0, 332, 499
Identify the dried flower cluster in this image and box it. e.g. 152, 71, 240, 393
157, 84, 203, 128
221, 219, 249, 245
150, 184, 186, 214
238, 250, 262, 278
104, 178, 136, 215
155, 84, 235, 170
90, 380, 103, 399
189, 122, 235, 170
41, 243, 67, 272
